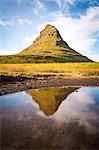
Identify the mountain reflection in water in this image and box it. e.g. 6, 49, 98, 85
26, 87, 78, 116
0, 87, 99, 149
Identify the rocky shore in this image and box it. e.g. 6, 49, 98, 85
0, 75, 99, 95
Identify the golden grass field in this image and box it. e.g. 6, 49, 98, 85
0, 63, 99, 78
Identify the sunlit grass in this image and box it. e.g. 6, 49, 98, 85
0, 62, 99, 78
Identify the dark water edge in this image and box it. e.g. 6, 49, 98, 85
0, 76, 99, 96
0, 86, 99, 150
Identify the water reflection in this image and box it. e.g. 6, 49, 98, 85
26, 87, 78, 116
0, 87, 99, 149
52, 87, 99, 133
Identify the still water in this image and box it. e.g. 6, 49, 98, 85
0, 87, 99, 149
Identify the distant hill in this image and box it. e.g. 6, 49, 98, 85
0, 24, 91, 63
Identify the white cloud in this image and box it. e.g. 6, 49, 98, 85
54, 0, 83, 12
54, 0, 62, 8
16, 18, 32, 25
88, 0, 99, 7
52, 90, 99, 133
38, 6, 99, 61
0, 18, 32, 29
54, 0, 77, 7
54, 0, 99, 8
0, 50, 18, 55
33, 0, 46, 16
0, 20, 13, 29
88, 54, 99, 62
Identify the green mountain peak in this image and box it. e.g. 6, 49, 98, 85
20, 24, 70, 55
0, 24, 92, 63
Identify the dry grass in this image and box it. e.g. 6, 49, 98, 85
0, 62, 99, 78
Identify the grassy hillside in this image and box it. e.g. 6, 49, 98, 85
0, 25, 91, 63
0, 54, 91, 64
0, 63, 99, 77
19, 24, 91, 62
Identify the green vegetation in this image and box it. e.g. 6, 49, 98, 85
0, 63, 99, 78
0, 25, 96, 80
27, 87, 78, 116
0, 24, 91, 63
0, 54, 91, 64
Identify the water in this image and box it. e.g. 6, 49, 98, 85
0, 87, 99, 149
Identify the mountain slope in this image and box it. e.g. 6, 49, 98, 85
0, 24, 91, 63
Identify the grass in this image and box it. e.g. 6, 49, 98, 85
0, 62, 99, 78
2, 24, 91, 63
0, 54, 91, 64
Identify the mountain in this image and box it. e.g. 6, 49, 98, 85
0, 24, 91, 63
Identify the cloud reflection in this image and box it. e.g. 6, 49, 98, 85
52, 88, 99, 133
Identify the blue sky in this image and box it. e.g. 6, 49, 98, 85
0, 0, 99, 61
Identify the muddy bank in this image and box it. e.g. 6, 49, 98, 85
0, 75, 99, 95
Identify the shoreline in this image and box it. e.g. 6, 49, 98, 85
0, 75, 99, 96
